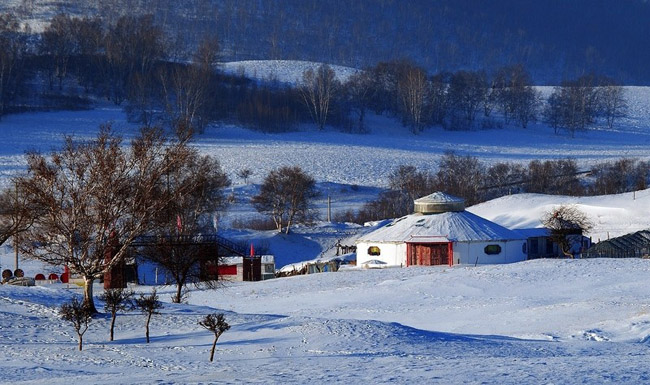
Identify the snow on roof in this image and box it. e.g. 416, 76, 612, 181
357, 211, 525, 243
414, 192, 465, 214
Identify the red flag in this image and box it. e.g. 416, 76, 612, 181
250, 243, 255, 257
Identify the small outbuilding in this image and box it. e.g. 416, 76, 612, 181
356, 192, 528, 266
218, 255, 276, 281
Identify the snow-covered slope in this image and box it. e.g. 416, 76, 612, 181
3, 259, 650, 384
469, 190, 650, 242
221, 60, 359, 85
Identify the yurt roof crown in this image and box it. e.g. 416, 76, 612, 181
413, 192, 465, 214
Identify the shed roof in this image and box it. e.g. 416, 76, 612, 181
584, 230, 650, 258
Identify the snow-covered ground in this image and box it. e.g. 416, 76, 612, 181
220, 60, 359, 84
3, 259, 650, 384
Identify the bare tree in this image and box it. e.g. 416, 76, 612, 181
135, 288, 163, 344
199, 313, 231, 362
0, 13, 27, 118
388, 165, 433, 213
434, 151, 484, 205
40, 14, 75, 90
446, 70, 488, 130
17, 126, 185, 313
342, 70, 372, 133
237, 168, 253, 184
139, 149, 230, 303
60, 296, 94, 351
545, 75, 601, 137
99, 288, 134, 341
541, 205, 593, 258
251, 166, 319, 234
0, 182, 34, 248
397, 64, 430, 133
599, 81, 627, 129
104, 15, 165, 104
493, 65, 540, 128
299, 64, 338, 130
526, 158, 583, 195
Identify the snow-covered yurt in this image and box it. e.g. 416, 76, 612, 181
356, 192, 527, 266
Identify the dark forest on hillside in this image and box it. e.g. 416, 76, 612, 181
7, 0, 650, 85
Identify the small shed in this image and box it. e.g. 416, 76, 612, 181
356, 192, 528, 267
583, 230, 650, 258
219, 255, 275, 281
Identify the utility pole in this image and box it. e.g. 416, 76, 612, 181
327, 195, 331, 222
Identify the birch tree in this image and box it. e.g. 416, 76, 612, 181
299, 64, 338, 130
397, 65, 429, 133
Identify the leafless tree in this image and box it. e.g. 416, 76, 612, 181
342, 71, 372, 133
251, 166, 319, 234
160, 37, 220, 133
0, 182, 34, 248
99, 288, 134, 341
138, 149, 230, 303
388, 165, 433, 212
199, 313, 230, 362
541, 205, 593, 258
60, 296, 94, 351
0, 13, 27, 118
434, 151, 485, 205
299, 64, 338, 130
446, 70, 488, 130
526, 158, 583, 196
599, 81, 627, 129
397, 64, 430, 133
237, 168, 253, 184
105, 15, 165, 104
16, 126, 186, 313
545, 75, 601, 137
493, 65, 540, 128
483, 162, 527, 199
135, 288, 163, 343
40, 14, 76, 90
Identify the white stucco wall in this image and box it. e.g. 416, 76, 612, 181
452, 240, 527, 265
357, 239, 527, 267
356, 242, 407, 266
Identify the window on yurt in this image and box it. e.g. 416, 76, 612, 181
484, 244, 502, 255
368, 246, 381, 256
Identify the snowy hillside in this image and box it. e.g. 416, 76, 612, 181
469, 190, 650, 242
220, 60, 359, 84
3, 259, 650, 384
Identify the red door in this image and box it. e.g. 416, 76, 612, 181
409, 243, 449, 265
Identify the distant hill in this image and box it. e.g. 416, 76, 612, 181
4, 0, 650, 84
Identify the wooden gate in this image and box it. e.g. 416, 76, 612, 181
408, 243, 450, 266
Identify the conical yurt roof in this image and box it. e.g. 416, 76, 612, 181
358, 192, 524, 243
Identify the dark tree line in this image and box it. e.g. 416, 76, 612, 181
336, 154, 649, 223
0, 13, 629, 137
33, 0, 650, 84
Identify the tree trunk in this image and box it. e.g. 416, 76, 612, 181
174, 283, 183, 303
78, 332, 83, 351
209, 336, 217, 362
110, 312, 116, 341
83, 276, 97, 313
145, 314, 151, 343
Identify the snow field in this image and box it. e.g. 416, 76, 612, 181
3, 259, 650, 383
